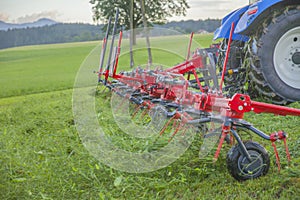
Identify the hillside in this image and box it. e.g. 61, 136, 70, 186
0, 18, 58, 31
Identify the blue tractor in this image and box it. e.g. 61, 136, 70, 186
215, 0, 300, 105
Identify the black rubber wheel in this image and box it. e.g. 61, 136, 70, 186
249, 7, 300, 104
226, 141, 270, 181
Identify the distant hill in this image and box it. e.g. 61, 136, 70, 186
0, 18, 221, 49
0, 18, 58, 31
0, 23, 104, 49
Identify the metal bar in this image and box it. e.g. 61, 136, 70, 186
98, 16, 112, 82
186, 118, 211, 124
251, 100, 300, 116
113, 31, 123, 77
219, 22, 235, 91
207, 52, 219, 90
231, 128, 252, 162
234, 124, 271, 140
186, 33, 194, 81
104, 8, 119, 85
186, 32, 194, 61
192, 69, 204, 93
214, 126, 228, 161
110, 46, 118, 76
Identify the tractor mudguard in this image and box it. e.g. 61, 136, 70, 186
213, 5, 250, 41
234, 0, 283, 34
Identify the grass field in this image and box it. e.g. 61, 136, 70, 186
1, 35, 300, 199
0, 41, 99, 98
0, 34, 212, 98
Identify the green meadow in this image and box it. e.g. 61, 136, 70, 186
0, 33, 213, 98
0, 41, 98, 98
0, 35, 300, 199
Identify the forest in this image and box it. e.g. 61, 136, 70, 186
0, 23, 104, 49
0, 19, 221, 49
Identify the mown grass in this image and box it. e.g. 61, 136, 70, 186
1, 89, 300, 199
1, 35, 300, 199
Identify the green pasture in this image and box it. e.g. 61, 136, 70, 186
0, 34, 213, 98
0, 41, 98, 98
0, 35, 300, 199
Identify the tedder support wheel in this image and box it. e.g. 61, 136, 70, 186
226, 141, 270, 181
250, 7, 300, 104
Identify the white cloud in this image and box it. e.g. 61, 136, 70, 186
16, 11, 61, 23
0, 13, 9, 22
169, 0, 248, 21
0, 0, 249, 23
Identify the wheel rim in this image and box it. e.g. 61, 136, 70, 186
237, 150, 264, 178
274, 26, 300, 89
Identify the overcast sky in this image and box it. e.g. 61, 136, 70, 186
0, 0, 249, 24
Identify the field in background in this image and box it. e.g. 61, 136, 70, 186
0, 35, 300, 199
0, 41, 98, 98
0, 34, 213, 98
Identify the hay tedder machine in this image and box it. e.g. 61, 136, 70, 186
95, 6, 300, 181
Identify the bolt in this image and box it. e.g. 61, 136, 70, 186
244, 103, 247, 106
238, 106, 243, 111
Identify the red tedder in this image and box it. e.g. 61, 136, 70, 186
97, 11, 300, 181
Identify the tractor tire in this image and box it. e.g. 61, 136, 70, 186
226, 141, 270, 181
249, 7, 300, 105
222, 40, 245, 95
218, 40, 256, 98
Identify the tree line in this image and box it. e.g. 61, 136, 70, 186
161, 19, 221, 33
0, 19, 220, 49
0, 23, 104, 49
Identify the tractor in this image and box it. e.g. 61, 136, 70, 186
215, 0, 300, 105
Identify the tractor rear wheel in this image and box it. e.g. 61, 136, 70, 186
249, 7, 300, 104
221, 40, 245, 95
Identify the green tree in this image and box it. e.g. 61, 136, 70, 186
89, 0, 189, 44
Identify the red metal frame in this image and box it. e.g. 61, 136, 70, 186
98, 23, 300, 172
